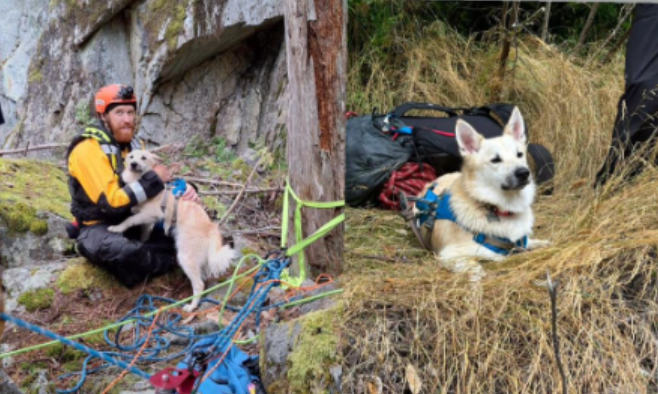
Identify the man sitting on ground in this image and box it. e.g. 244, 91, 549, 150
66, 84, 199, 287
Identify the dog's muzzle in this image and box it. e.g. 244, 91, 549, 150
502, 167, 530, 190
130, 162, 143, 173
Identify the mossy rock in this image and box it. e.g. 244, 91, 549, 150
0, 202, 48, 235
56, 257, 120, 295
17, 288, 55, 312
0, 158, 71, 236
261, 304, 343, 394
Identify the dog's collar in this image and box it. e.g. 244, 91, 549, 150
481, 202, 515, 218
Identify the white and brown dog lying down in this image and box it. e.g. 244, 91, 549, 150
108, 150, 235, 312
413, 107, 550, 280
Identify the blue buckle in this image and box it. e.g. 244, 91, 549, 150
169, 178, 187, 198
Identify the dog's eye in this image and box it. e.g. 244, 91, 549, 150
517, 152, 523, 158
141, 156, 146, 160
491, 156, 502, 164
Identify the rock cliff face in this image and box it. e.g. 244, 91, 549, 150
0, 0, 287, 157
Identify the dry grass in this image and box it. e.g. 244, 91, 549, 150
343, 22, 658, 394
348, 21, 624, 189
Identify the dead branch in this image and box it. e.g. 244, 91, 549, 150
601, 28, 631, 65
231, 226, 281, 237
0, 143, 68, 156
572, 3, 600, 55
199, 187, 283, 196
217, 157, 263, 226
183, 176, 244, 188
541, 1, 551, 42
591, 4, 635, 63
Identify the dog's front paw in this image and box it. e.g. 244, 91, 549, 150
527, 239, 551, 250
182, 304, 196, 313
107, 225, 123, 233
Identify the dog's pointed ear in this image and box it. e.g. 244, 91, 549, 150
456, 119, 483, 156
504, 107, 526, 144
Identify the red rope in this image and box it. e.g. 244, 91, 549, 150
379, 162, 437, 210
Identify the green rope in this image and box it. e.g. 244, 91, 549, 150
1, 179, 345, 359
0, 254, 266, 360
280, 178, 345, 287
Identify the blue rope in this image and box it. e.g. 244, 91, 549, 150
0, 312, 151, 393
0, 257, 290, 393
184, 258, 289, 369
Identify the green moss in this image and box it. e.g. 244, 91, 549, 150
0, 158, 71, 220
144, 0, 189, 51
264, 304, 343, 394
19, 360, 48, 390
56, 257, 120, 295
166, 4, 187, 50
0, 201, 48, 235
287, 305, 342, 392
18, 288, 54, 312
30, 219, 49, 235
46, 342, 85, 363
28, 69, 43, 83
83, 319, 116, 345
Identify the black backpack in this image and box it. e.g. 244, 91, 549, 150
346, 102, 556, 207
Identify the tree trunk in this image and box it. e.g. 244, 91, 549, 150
541, 1, 551, 42
283, 0, 346, 276
573, 3, 600, 54
495, 2, 519, 101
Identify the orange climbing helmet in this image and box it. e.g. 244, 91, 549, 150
94, 84, 137, 116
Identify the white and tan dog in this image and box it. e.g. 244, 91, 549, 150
414, 107, 549, 280
108, 150, 235, 311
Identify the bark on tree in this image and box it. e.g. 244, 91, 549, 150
283, 0, 346, 276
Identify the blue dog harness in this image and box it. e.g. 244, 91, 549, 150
415, 185, 528, 255
156, 178, 188, 234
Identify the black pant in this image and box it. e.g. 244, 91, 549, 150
596, 4, 658, 187
76, 223, 178, 288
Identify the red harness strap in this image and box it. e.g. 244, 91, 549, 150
379, 163, 437, 210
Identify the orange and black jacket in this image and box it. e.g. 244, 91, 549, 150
66, 125, 164, 225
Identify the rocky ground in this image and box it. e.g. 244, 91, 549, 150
0, 141, 342, 394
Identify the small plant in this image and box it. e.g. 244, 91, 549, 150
212, 136, 237, 163
75, 100, 94, 126
17, 288, 54, 312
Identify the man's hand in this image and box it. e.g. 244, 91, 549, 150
152, 164, 171, 183
181, 184, 201, 204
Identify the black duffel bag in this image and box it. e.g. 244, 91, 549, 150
346, 102, 556, 207
373, 102, 555, 189
345, 115, 414, 207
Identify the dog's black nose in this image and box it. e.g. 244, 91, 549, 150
515, 167, 530, 182
130, 162, 138, 170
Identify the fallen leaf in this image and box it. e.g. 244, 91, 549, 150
365, 376, 382, 394
406, 364, 422, 394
